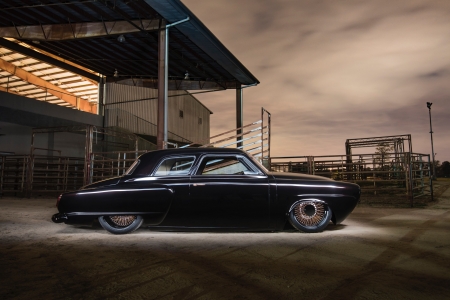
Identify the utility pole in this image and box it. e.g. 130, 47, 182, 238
427, 102, 436, 180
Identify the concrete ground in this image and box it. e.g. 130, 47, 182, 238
1, 190, 450, 300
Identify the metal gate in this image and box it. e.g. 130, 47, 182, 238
181, 107, 271, 164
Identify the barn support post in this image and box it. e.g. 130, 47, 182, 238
97, 75, 104, 116
157, 20, 167, 150
27, 132, 36, 197
84, 125, 94, 185
157, 17, 189, 150
236, 88, 243, 148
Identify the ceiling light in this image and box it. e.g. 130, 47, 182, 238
114, 69, 119, 78
117, 35, 126, 43
184, 71, 189, 80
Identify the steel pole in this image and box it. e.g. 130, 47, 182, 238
428, 107, 436, 179
236, 88, 243, 148
157, 17, 189, 150
163, 25, 169, 148
157, 20, 166, 150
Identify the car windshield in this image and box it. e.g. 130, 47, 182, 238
200, 157, 250, 175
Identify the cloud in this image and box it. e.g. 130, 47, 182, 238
183, 0, 450, 161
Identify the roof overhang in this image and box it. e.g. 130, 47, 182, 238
0, 0, 259, 91
144, 0, 259, 86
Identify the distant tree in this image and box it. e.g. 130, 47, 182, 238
438, 161, 450, 177
432, 160, 441, 177
374, 143, 394, 169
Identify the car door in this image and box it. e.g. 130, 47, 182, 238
189, 154, 270, 229
125, 155, 194, 226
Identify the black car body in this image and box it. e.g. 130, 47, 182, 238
52, 148, 360, 234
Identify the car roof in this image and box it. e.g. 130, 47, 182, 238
132, 147, 248, 176
141, 147, 245, 158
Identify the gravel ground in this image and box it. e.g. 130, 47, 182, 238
1, 190, 450, 300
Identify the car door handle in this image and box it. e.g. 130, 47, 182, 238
193, 183, 205, 186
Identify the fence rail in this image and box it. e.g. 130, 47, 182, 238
1, 155, 85, 196
270, 152, 433, 206
90, 150, 150, 182
1, 151, 151, 196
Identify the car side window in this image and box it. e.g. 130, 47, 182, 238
154, 156, 195, 176
125, 159, 140, 175
198, 156, 252, 175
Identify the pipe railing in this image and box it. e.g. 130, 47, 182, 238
180, 107, 271, 165
270, 152, 433, 206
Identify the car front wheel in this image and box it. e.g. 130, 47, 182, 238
289, 200, 332, 233
98, 215, 143, 234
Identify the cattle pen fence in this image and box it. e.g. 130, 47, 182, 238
270, 152, 433, 206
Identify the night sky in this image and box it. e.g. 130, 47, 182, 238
183, 0, 450, 162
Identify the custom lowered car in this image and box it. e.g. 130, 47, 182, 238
52, 148, 360, 234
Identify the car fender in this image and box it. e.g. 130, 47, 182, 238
59, 184, 174, 225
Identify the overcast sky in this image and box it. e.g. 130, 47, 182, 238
183, 0, 450, 162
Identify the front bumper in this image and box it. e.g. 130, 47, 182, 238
52, 213, 68, 223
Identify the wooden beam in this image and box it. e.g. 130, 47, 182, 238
0, 58, 97, 113
0, 85, 21, 96
0, 38, 100, 83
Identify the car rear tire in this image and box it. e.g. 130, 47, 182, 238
289, 200, 332, 233
98, 215, 143, 234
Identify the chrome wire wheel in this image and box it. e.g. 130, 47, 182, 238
98, 215, 143, 234
293, 201, 326, 227
109, 215, 137, 227
289, 200, 332, 233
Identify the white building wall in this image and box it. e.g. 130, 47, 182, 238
104, 83, 211, 144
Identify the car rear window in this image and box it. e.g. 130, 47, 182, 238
125, 159, 140, 175
154, 156, 195, 176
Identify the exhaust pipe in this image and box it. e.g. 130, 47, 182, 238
52, 213, 68, 223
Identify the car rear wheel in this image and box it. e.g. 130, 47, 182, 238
289, 200, 332, 233
98, 215, 143, 234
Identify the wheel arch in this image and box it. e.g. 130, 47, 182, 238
288, 198, 336, 224
286, 198, 334, 233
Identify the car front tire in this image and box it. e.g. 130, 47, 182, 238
98, 215, 143, 234
289, 200, 332, 233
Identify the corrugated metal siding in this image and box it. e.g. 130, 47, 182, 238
104, 83, 210, 143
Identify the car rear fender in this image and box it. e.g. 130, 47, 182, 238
59, 185, 174, 225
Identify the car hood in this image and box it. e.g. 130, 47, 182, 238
268, 172, 334, 181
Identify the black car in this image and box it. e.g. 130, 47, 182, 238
52, 148, 360, 234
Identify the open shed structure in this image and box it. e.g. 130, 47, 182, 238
0, 0, 259, 148
0, 0, 260, 196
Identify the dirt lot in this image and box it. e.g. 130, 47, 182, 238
1, 189, 450, 300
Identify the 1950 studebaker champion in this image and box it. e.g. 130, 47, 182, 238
52, 148, 360, 234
